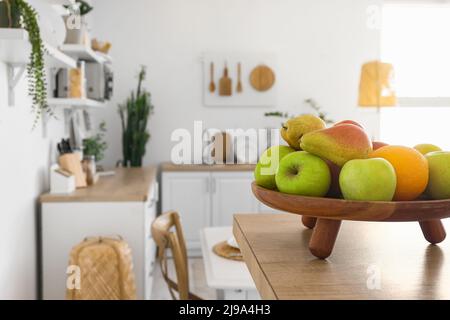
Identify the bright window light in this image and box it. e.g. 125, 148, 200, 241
380, 3, 450, 149
382, 5, 450, 98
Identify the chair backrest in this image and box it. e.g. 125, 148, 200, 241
151, 211, 200, 300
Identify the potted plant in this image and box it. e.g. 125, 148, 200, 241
118, 66, 154, 167
83, 121, 108, 163
0, 0, 49, 123
0, 0, 20, 27
82, 121, 107, 184
63, 0, 93, 45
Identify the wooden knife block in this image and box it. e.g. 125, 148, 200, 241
59, 154, 87, 188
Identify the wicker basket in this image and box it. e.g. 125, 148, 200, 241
66, 236, 137, 300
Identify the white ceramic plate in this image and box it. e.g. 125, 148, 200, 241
227, 236, 239, 249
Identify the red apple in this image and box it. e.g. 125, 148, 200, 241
334, 120, 364, 129
372, 141, 389, 150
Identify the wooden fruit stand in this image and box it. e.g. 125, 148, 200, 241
252, 182, 450, 259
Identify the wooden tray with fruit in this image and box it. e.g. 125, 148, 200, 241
253, 116, 450, 259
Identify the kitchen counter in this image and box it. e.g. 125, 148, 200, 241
40, 166, 158, 299
161, 162, 255, 172
233, 213, 450, 300
40, 166, 157, 203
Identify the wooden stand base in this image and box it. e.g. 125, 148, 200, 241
301, 216, 317, 229
302, 216, 447, 259
309, 218, 341, 259
419, 220, 446, 244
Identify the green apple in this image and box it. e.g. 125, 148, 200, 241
339, 158, 396, 201
275, 151, 331, 197
426, 151, 450, 200
254, 145, 295, 189
414, 144, 442, 155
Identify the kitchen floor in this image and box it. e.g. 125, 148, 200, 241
151, 258, 217, 300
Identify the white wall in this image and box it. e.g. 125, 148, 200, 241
0, 0, 381, 299
0, 64, 65, 299
91, 0, 382, 168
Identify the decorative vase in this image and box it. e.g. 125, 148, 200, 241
64, 15, 88, 44
0, 0, 21, 28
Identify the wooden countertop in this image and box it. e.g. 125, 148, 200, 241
161, 162, 255, 172
233, 214, 450, 300
40, 166, 157, 203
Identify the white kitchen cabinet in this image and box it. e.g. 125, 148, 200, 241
162, 165, 273, 256
211, 172, 259, 226
161, 172, 211, 253
40, 167, 158, 300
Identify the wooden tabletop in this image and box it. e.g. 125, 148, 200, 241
40, 166, 157, 203
161, 162, 255, 172
233, 213, 450, 300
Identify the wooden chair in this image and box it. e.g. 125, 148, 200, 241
151, 211, 202, 300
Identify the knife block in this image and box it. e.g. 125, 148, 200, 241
58, 154, 87, 188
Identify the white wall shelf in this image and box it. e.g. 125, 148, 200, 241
59, 44, 112, 64
0, 28, 78, 107
0, 29, 76, 68
48, 98, 106, 108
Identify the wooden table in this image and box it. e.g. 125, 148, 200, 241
200, 227, 259, 300
233, 213, 450, 300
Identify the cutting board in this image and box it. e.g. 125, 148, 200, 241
250, 65, 275, 92
219, 64, 232, 96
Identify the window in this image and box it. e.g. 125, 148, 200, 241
380, 2, 450, 150
381, 2, 450, 106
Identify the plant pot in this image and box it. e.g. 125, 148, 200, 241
63, 15, 89, 44
0, 0, 21, 28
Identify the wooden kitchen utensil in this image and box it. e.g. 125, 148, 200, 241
211, 132, 233, 164
209, 62, 216, 93
236, 62, 243, 93
219, 62, 232, 96
250, 65, 275, 92
252, 182, 450, 259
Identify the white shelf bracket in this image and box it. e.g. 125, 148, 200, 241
7, 64, 27, 107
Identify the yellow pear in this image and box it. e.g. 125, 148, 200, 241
414, 144, 442, 155
280, 114, 326, 150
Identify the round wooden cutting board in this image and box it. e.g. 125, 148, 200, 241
250, 65, 276, 92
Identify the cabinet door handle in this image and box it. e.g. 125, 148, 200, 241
211, 178, 216, 194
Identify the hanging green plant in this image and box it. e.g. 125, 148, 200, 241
1, 0, 49, 125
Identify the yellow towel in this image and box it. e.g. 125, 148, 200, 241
359, 61, 397, 107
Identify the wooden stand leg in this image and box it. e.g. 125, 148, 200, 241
309, 219, 341, 259
419, 220, 446, 244
301, 216, 317, 229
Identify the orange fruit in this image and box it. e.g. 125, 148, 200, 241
369, 146, 428, 201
